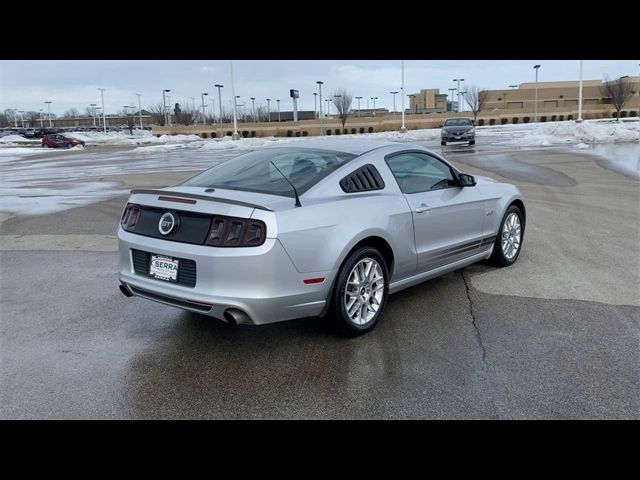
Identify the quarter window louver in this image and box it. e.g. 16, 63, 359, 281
340, 164, 385, 193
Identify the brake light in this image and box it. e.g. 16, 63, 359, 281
204, 215, 266, 247
121, 203, 141, 230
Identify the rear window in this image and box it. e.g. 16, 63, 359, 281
181, 147, 357, 197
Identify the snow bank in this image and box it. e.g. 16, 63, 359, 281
0, 135, 40, 144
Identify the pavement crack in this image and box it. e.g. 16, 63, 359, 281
461, 269, 499, 419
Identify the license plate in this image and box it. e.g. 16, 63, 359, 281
149, 255, 179, 282
455, 136, 462, 140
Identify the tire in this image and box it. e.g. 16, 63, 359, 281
330, 247, 389, 337
441, 140, 446, 146
490, 205, 524, 267
469, 139, 475, 145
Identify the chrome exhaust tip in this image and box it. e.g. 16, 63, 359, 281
223, 308, 250, 326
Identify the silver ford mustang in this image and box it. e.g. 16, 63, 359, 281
118, 139, 525, 336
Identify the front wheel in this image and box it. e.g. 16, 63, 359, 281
490, 205, 524, 267
441, 140, 446, 146
330, 247, 389, 336
469, 139, 475, 145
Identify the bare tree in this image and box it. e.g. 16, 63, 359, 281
62, 108, 80, 119
174, 103, 197, 126
147, 103, 166, 126
118, 109, 136, 134
600, 75, 634, 121
464, 86, 488, 123
331, 89, 353, 130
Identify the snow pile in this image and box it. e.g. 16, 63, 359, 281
479, 119, 639, 146
0, 135, 40, 144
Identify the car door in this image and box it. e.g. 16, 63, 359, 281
385, 151, 486, 273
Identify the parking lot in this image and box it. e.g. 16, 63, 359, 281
1, 140, 638, 419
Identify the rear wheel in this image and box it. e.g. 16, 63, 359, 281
441, 140, 446, 146
490, 205, 524, 267
330, 247, 389, 336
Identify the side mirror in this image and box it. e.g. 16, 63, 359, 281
459, 173, 476, 187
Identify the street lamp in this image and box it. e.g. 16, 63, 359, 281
313, 92, 318, 119
276, 99, 281, 122
533, 64, 541, 122
235, 96, 241, 124
229, 60, 239, 140
458, 91, 466, 112
135, 94, 143, 130
325, 99, 330, 116
201, 92, 208, 125
355, 96, 363, 117
453, 78, 464, 112
89, 103, 97, 127
39, 109, 44, 128
214, 84, 224, 137
400, 60, 406, 132
18, 111, 25, 128
266, 98, 271, 123
45, 101, 52, 128
316, 80, 324, 134
390, 91, 398, 114
250, 97, 256, 123
577, 60, 583, 123
371, 97, 378, 116
448, 88, 456, 112
509, 84, 518, 89
162, 89, 170, 127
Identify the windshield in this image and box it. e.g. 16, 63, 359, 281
181, 147, 357, 197
444, 119, 473, 126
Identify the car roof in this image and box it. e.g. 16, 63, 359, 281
263, 138, 399, 156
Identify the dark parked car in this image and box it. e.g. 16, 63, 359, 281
41, 134, 85, 148
441, 118, 475, 146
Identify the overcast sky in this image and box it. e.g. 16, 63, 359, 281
1, 60, 638, 116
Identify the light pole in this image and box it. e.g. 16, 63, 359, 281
313, 92, 318, 119
390, 91, 398, 114
577, 60, 583, 123
325, 99, 330, 116
18, 111, 25, 128
229, 60, 239, 140
98, 88, 107, 132
355, 96, 362, 117
453, 78, 464, 112
533, 64, 541, 122
276, 99, 281, 122
266, 98, 271, 123
235, 96, 241, 123
209, 98, 215, 125
39, 109, 44, 128
135, 94, 143, 130
201, 92, 208, 125
448, 88, 456, 112
509, 84, 518, 89
45, 101, 52, 128
317, 80, 324, 134
162, 89, 170, 127
458, 91, 466, 112
371, 97, 378, 116
400, 60, 406, 132
250, 97, 256, 123
214, 84, 223, 137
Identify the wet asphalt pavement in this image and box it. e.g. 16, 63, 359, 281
1, 141, 639, 419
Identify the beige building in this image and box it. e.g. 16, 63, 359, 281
481, 77, 639, 123
408, 89, 449, 112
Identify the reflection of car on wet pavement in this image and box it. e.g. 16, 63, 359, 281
41, 134, 85, 148
118, 139, 525, 336
441, 118, 476, 146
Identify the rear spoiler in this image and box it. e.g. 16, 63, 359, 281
129, 189, 274, 212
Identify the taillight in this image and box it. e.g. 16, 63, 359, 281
121, 203, 141, 231
204, 215, 266, 247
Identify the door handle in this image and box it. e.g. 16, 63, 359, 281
415, 203, 431, 213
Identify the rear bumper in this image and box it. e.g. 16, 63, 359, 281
118, 228, 335, 325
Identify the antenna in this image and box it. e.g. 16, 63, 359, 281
270, 161, 301, 207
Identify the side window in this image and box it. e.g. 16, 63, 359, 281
386, 153, 456, 194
